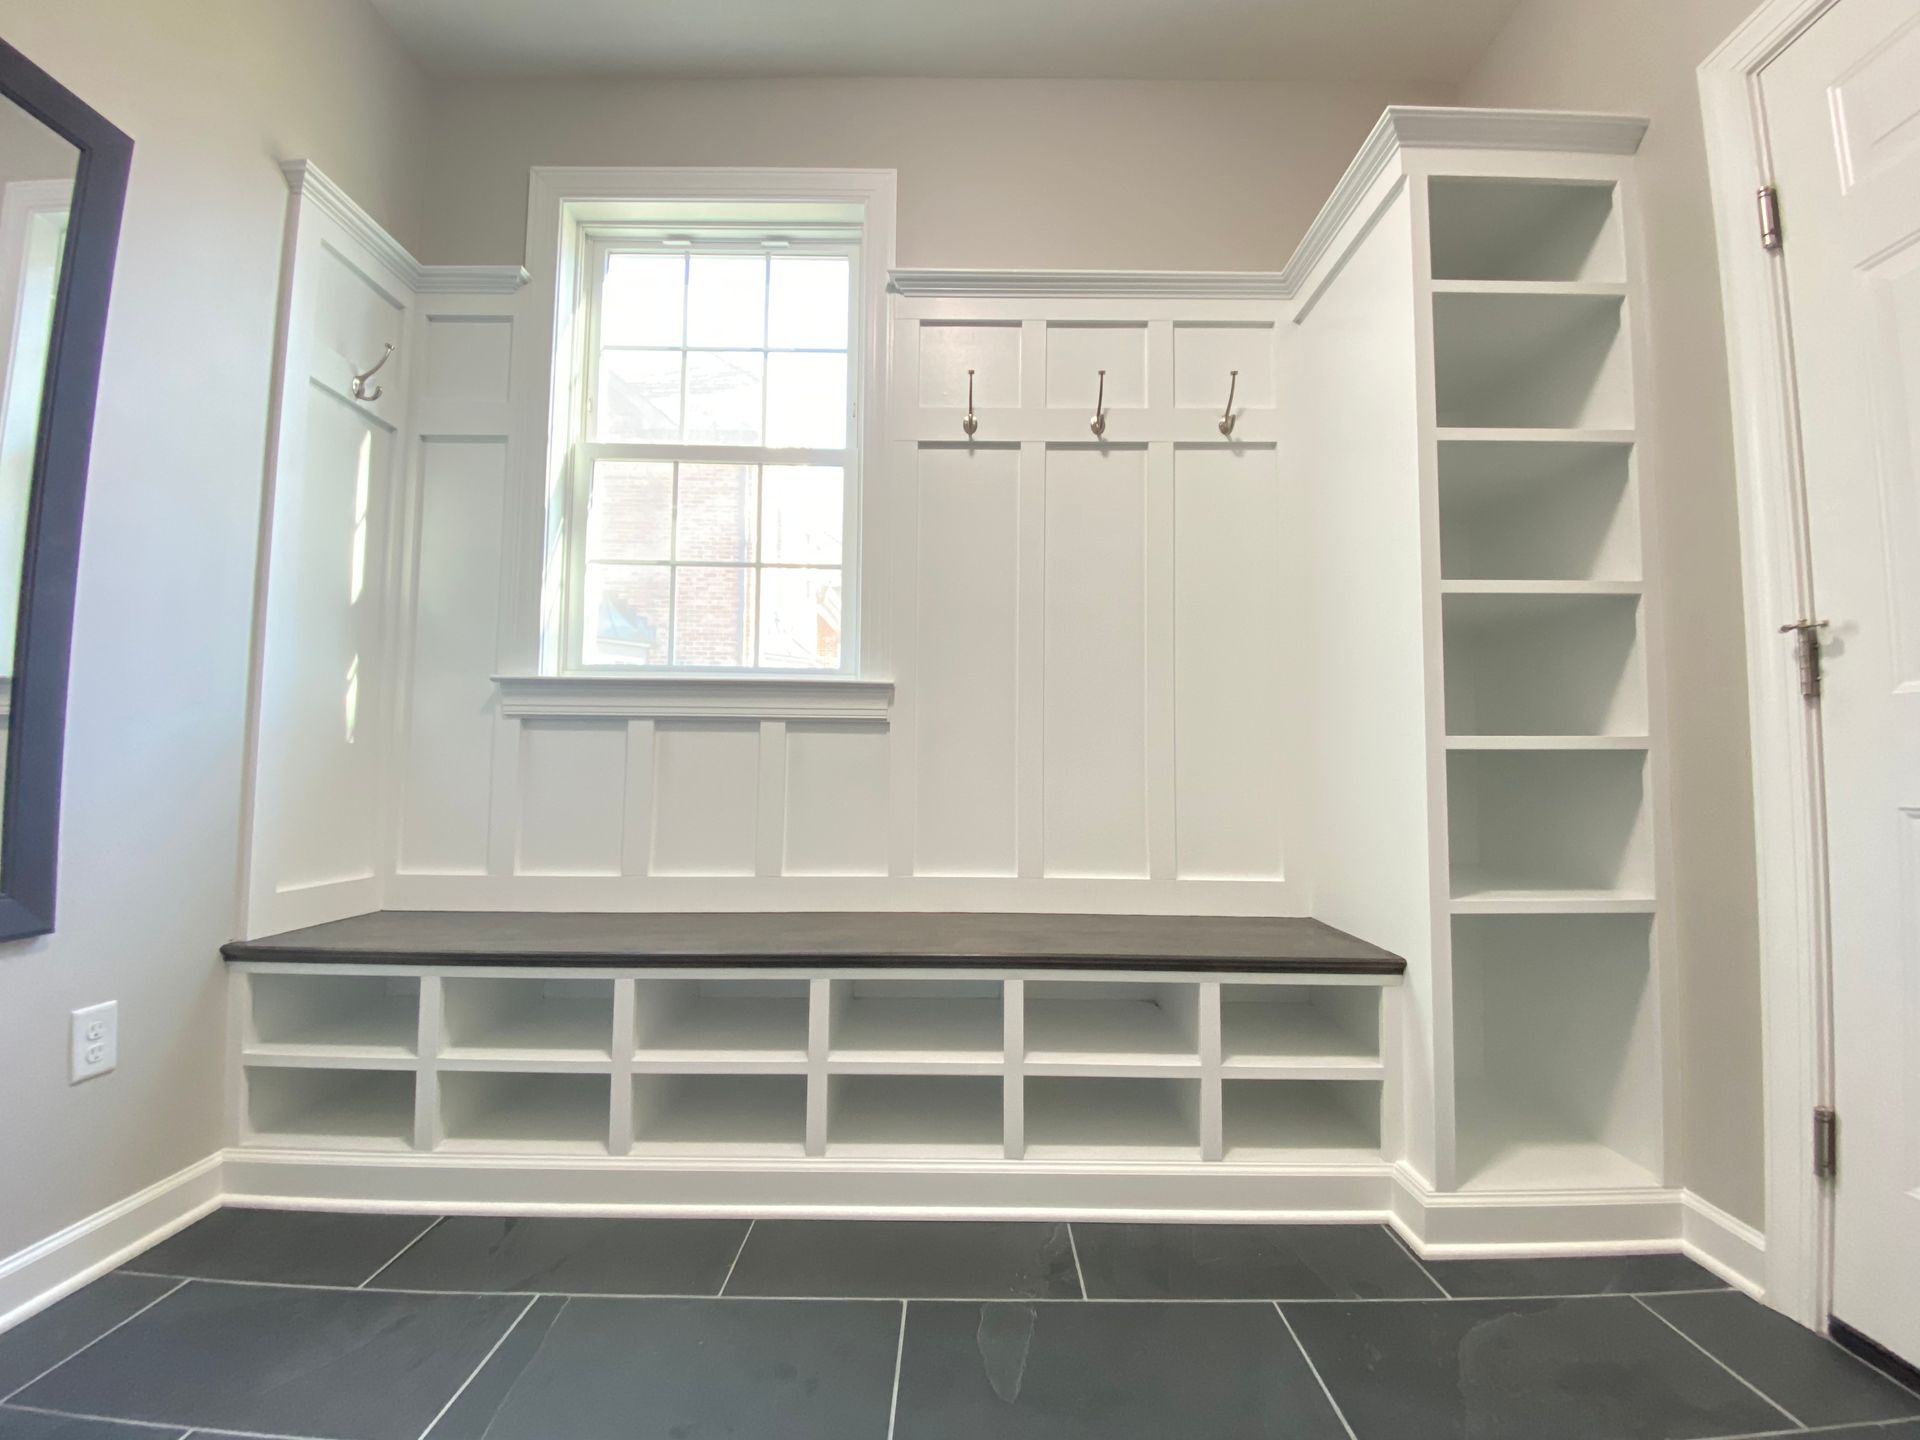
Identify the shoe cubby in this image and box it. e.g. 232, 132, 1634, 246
632, 978, 810, 1063
1023, 981, 1202, 1070
1023, 1076, 1202, 1160
1433, 292, 1632, 431
825, 1074, 1005, 1157
243, 1065, 415, 1151
826, 978, 1005, 1068
439, 1071, 610, 1154
1428, 178, 1623, 284
1438, 439, 1638, 581
441, 976, 614, 1061
1443, 592, 1645, 737
631, 1073, 807, 1157
1451, 914, 1660, 1190
1219, 984, 1381, 1076
1447, 748, 1652, 905
246, 972, 418, 1059
1222, 1080, 1382, 1161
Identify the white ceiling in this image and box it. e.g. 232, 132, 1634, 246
368, 0, 1522, 84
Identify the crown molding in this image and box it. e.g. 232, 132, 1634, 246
281, 160, 528, 296
416, 265, 530, 295
889, 269, 1289, 300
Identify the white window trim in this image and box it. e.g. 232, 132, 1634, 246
509, 166, 898, 708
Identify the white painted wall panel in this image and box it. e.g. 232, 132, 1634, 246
918, 322, 1021, 408
652, 721, 760, 876
1043, 444, 1149, 878
785, 723, 889, 876
1174, 445, 1286, 879
518, 719, 626, 875
421, 315, 512, 404
1174, 323, 1275, 409
1046, 323, 1148, 410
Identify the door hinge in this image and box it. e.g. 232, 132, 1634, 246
1779, 618, 1829, 700
1814, 1105, 1838, 1180
1758, 186, 1784, 252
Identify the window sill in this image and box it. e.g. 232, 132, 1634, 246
494, 673, 895, 722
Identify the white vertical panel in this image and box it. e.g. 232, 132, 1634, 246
651, 721, 759, 876
914, 444, 1020, 877
421, 315, 513, 404
756, 720, 788, 877
517, 719, 626, 875
398, 440, 505, 875
1145, 444, 1177, 880
1175, 445, 1287, 878
1043, 444, 1150, 878
785, 723, 889, 876
1045, 324, 1148, 409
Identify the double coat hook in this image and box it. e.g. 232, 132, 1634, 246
1218, 370, 1240, 437
350, 343, 394, 403
963, 368, 978, 438
1090, 370, 1107, 438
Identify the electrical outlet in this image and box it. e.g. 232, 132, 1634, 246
70, 1000, 117, 1083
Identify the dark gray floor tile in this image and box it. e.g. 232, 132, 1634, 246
124, 1207, 435, 1286
0, 1274, 179, 1398
1424, 1252, 1727, 1298
1284, 1294, 1792, 1440
424, 1296, 899, 1440
725, 1220, 1080, 1299
893, 1300, 1346, 1440
1764, 1426, 1920, 1440
1644, 1290, 1920, 1428
14, 1280, 523, 1440
1072, 1222, 1440, 1300
370, 1215, 750, 1295
0, 1409, 186, 1439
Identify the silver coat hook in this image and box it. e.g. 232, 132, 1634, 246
1090, 369, 1107, 438
350, 343, 394, 403
1218, 370, 1239, 437
963, 368, 978, 438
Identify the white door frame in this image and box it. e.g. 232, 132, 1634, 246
1698, 0, 1846, 1329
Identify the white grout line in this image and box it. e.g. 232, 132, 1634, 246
358, 1216, 445, 1289
1698, 1421, 1920, 1440
717, 1219, 756, 1297
0, 1277, 190, 1405
1383, 1224, 1452, 1298
3, 1401, 322, 1439
413, 1293, 543, 1440
885, 1300, 908, 1440
1065, 1224, 1089, 1300
1274, 1303, 1358, 1440
1634, 1296, 1808, 1432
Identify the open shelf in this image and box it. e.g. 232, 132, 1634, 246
245, 1066, 414, 1151
827, 979, 1004, 1069
1448, 748, 1651, 906
826, 1074, 1004, 1157
1452, 913, 1660, 1191
1428, 178, 1622, 283
1444, 592, 1645, 737
633, 978, 809, 1065
1433, 293, 1632, 431
1223, 1080, 1382, 1161
441, 977, 613, 1062
1438, 437, 1637, 581
247, 973, 418, 1060
439, 1071, 609, 1155
1023, 982, 1202, 1070
1024, 1076, 1202, 1160
1220, 985, 1381, 1076
632, 1073, 806, 1157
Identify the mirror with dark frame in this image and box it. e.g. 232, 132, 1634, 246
0, 40, 132, 941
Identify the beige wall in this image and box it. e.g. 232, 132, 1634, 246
0, 0, 426, 1263
415, 76, 1450, 268
1458, 0, 1766, 1227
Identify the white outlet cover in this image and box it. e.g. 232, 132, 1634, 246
70, 1000, 117, 1083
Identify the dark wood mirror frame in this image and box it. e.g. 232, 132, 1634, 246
0, 40, 132, 941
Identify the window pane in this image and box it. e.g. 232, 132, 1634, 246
674, 464, 757, 562
597, 350, 682, 442
759, 567, 842, 670
587, 461, 673, 562
584, 563, 670, 667
673, 566, 756, 666
686, 255, 766, 348
602, 253, 684, 346
761, 466, 843, 565
765, 352, 848, 449
684, 351, 764, 444
768, 256, 850, 349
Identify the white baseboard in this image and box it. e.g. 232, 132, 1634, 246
0, 1154, 223, 1333
1680, 1191, 1767, 1296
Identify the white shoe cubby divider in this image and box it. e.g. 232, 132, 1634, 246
230, 965, 1398, 1168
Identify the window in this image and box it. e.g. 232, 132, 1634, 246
568, 234, 858, 672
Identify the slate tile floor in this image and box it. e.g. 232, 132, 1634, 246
1, 1210, 1916, 1440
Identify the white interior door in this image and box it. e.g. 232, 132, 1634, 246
1763, 0, 1920, 1365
